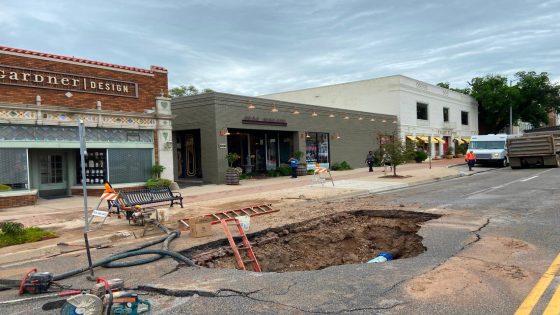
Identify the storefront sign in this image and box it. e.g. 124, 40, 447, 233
0, 64, 138, 98
242, 116, 287, 126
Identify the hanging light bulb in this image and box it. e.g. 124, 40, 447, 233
271, 104, 279, 112
247, 102, 255, 109
393, 120, 397, 124
311, 112, 318, 117
370, 118, 375, 122
344, 116, 350, 120
382, 119, 387, 123
336, 133, 341, 139
358, 117, 363, 120
293, 109, 300, 114
305, 132, 310, 138
329, 114, 335, 118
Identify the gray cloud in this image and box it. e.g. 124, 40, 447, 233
1, 0, 559, 94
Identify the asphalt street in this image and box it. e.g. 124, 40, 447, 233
1, 166, 559, 314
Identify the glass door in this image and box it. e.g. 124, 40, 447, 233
266, 133, 278, 170
38, 151, 68, 197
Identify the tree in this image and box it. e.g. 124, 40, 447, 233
469, 72, 560, 133
169, 84, 214, 98
514, 71, 560, 128
469, 75, 515, 133
436, 82, 471, 94
381, 136, 416, 177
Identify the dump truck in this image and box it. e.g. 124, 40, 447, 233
507, 131, 560, 168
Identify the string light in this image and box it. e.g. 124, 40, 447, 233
293, 109, 300, 114
311, 112, 318, 117
329, 114, 335, 118
247, 102, 255, 109
344, 116, 350, 120
370, 118, 375, 122
271, 105, 278, 112
358, 117, 363, 120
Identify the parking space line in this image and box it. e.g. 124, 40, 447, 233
520, 176, 538, 182
514, 252, 560, 315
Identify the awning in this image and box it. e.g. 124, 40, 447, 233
416, 136, 429, 143
455, 138, 465, 144
462, 138, 471, 144
406, 135, 417, 142
433, 137, 445, 144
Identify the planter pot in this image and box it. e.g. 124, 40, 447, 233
296, 164, 307, 176
225, 168, 240, 185
445, 154, 453, 159
455, 154, 464, 158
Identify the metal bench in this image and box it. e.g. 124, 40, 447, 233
109, 187, 183, 220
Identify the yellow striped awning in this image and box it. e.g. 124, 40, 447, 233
433, 137, 445, 144
455, 138, 465, 144
416, 136, 429, 143
406, 135, 417, 142
462, 138, 471, 144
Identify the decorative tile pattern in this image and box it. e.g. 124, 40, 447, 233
0, 124, 153, 143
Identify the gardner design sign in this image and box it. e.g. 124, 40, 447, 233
0, 64, 138, 98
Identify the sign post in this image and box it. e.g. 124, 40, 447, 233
78, 120, 95, 278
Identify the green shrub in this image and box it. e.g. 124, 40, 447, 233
146, 178, 172, 189
414, 150, 428, 162
276, 164, 292, 176
331, 161, 352, 171
0, 184, 11, 192
306, 169, 315, 175
373, 149, 384, 166
0, 222, 24, 235
266, 170, 279, 177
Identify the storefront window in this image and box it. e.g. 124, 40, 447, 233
0, 148, 29, 190
306, 132, 330, 166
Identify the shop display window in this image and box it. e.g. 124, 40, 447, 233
305, 132, 330, 165
77, 149, 107, 185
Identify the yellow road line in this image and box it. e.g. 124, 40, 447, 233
515, 253, 560, 315
543, 283, 560, 315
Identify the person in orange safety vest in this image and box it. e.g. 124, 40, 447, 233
465, 150, 476, 171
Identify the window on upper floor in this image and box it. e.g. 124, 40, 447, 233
443, 107, 449, 122
461, 111, 469, 125
417, 102, 428, 120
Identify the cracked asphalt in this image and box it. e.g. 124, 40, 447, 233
1, 166, 559, 314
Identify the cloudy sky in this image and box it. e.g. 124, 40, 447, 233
1, 0, 559, 95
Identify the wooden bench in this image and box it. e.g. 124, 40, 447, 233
109, 187, 183, 220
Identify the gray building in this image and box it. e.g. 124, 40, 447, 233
172, 92, 397, 184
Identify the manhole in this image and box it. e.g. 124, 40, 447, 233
183, 210, 439, 272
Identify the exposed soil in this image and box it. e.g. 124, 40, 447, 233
183, 210, 439, 272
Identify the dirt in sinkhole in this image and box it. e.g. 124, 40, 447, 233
183, 210, 440, 272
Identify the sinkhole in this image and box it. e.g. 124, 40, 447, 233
182, 210, 440, 272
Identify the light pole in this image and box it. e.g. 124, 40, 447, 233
509, 79, 518, 135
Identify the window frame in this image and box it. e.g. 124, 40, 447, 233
443, 107, 449, 122
417, 102, 429, 120
461, 111, 469, 125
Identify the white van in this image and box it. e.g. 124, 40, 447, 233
468, 134, 512, 167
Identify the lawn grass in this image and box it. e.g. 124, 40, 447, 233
0, 227, 57, 248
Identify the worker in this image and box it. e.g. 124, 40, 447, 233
465, 150, 476, 171
365, 151, 375, 173
288, 156, 299, 178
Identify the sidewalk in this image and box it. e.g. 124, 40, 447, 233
0, 158, 476, 264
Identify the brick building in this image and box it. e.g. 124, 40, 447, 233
0, 46, 173, 208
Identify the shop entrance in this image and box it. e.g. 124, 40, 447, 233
176, 130, 202, 178
30, 149, 73, 198
227, 129, 295, 173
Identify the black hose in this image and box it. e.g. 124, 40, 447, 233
53, 221, 197, 281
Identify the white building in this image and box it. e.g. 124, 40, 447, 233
262, 75, 478, 157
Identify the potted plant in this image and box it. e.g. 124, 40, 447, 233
151, 164, 165, 179
293, 150, 308, 176
455, 143, 467, 158
445, 147, 454, 159
225, 152, 241, 185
